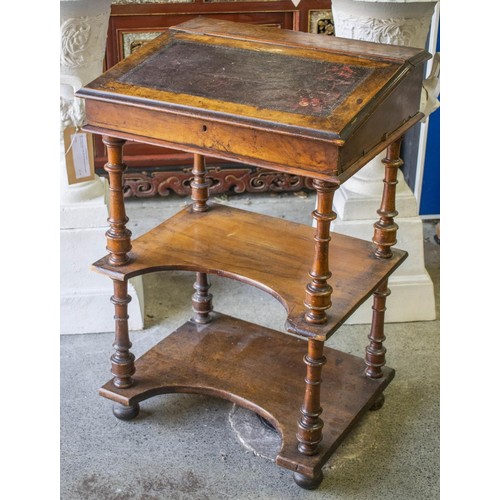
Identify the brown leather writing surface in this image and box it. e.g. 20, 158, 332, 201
120, 39, 375, 118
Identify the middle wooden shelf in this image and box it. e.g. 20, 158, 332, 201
93, 203, 407, 340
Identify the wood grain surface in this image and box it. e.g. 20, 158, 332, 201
93, 203, 407, 340
100, 312, 394, 478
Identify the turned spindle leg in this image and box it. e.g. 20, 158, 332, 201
102, 136, 131, 266
296, 339, 327, 454
111, 280, 139, 420
372, 138, 402, 260
365, 281, 390, 380
295, 180, 337, 486
110, 279, 139, 419
192, 272, 213, 324
294, 338, 327, 489
190, 154, 213, 324
304, 179, 339, 324
365, 139, 403, 402
102, 136, 138, 418
110, 280, 136, 388
191, 153, 210, 213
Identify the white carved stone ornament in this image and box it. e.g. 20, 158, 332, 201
60, 13, 110, 70
60, 1, 112, 200
332, 0, 439, 116
60, 7, 111, 133
60, 92, 85, 132
61, 17, 92, 68
334, 12, 430, 47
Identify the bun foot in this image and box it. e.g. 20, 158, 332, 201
293, 470, 324, 490
369, 393, 385, 411
113, 402, 140, 421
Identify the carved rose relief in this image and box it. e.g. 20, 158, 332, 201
60, 12, 110, 69
60, 18, 91, 68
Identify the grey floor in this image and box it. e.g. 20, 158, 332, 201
61, 193, 440, 500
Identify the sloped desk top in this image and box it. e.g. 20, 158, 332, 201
76, 18, 430, 183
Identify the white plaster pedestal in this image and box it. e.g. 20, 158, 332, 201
330, 0, 439, 323
60, 0, 144, 334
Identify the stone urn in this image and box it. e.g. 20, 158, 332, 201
60, 0, 145, 335
60, 0, 112, 203
329, 0, 440, 323
331, 0, 439, 200
332, 0, 438, 47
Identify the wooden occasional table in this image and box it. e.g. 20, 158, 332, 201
76, 18, 430, 490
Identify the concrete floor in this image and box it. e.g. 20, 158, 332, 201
60, 193, 440, 499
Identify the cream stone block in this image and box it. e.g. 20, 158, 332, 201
60, 222, 144, 334
331, 216, 436, 323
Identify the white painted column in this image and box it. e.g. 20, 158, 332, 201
330, 0, 439, 323
60, 0, 144, 334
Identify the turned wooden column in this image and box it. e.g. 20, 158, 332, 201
296, 179, 337, 477
191, 153, 211, 213
102, 136, 131, 266
372, 138, 402, 260
297, 339, 327, 454
191, 154, 213, 324
365, 139, 402, 382
365, 281, 390, 381
110, 279, 139, 420
102, 136, 138, 419
110, 279, 136, 388
304, 179, 339, 324
192, 272, 213, 324
295, 338, 327, 488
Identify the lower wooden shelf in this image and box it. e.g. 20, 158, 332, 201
100, 312, 394, 478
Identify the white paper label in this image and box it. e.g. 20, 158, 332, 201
71, 132, 92, 179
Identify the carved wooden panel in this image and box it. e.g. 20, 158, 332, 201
95, 0, 333, 197
122, 166, 315, 198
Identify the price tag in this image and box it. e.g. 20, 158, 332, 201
63, 126, 95, 185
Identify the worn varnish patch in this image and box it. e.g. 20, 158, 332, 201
119, 40, 374, 118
